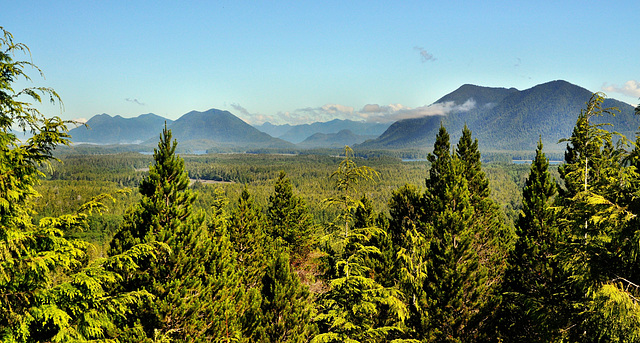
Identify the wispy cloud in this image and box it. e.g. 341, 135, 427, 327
514, 57, 521, 67
357, 100, 476, 122
231, 100, 476, 126
414, 46, 436, 63
72, 117, 88, 124
125, 98, 145, 106
231, 103, 278, 125
602, 80, 640, 98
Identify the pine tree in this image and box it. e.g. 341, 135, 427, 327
108, 126, 240, 342
229, 187, 269, 342
455, 125, 512, 338
203, 189, 244, 342
257, 247, 317, 343
456, 124, 490, 204
500, 139, 561, 342
421, 125, 482, 342
108, 124, 196, 257
267, 171, 314, 262
230, 187, 268, 288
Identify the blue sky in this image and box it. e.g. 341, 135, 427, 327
3, 0, 639, 125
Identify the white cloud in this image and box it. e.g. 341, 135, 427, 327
356, 100, 475, 122
321, 103, 354, 114
73, 117, 88, 124
230, 103, 278, 125
231, 99, 477, 126
602, 80, 640, 98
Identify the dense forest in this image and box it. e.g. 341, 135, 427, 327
4, 27, 640, 343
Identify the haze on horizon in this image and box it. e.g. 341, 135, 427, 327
4, 1, 639, 126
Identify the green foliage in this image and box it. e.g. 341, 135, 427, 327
267, 171, 315, 261
108, 125, 196, 257
421, 125, 483, 342
230, 187, 268, 288
0, 26, 156, 342
107, 126, 247, 342
500, 139, 562, 342
257, 248, 317, 342
315, 146, 408, 343
553, 92, 640, 341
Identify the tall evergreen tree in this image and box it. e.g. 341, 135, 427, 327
420, 125, 484, 342
455, 125, 512, 338
500, 139, 561, 342
230, 187, 268, 287
108, 124, 196, 257
108, 127, 242, 342
229, 187, 269, 342
556, 93, 640, 341
314, 146, 409, 343
456, 124, 490, 204
267, 171, 314, 262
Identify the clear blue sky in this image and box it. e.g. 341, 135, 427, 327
3, 0, 639, 125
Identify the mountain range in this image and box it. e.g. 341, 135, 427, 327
69, 113, 170, 144
359, 80, 639, 152
67, 80, 639, 154
256, 119, 391, 144
69, 109, 293, 151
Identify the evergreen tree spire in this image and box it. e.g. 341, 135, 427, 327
500, 138, 560, 342
108, 124, 195, 256
456, 124, 490, 204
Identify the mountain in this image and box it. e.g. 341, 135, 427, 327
359, 80, 639, 153
297, 129, 376, 148
274, 119, 391, 144
165, 109, 295, 150
69, 113, 170, 144
255, 122, 293, 138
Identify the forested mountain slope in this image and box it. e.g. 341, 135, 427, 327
359, 80, 639, 152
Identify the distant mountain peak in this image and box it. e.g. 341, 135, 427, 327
359, 80, 638, 152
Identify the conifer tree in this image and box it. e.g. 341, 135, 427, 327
229, 187, 269, 341
500, 139, 561, 342
388, 184, 430, 336
456, 124, 490, 204
205, 189, 245, 342
556, 93, 640, 341
314, 146, 408, 343
455, 125, 512, 337
267, 171, 314, 262
108, 127, 241, 342
108, 124, 196, 257
257, 247, 317, 343
230, 187, 268, 287
0, 26, 156, 342
420, 125, 483, 342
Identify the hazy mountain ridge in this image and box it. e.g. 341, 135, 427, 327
258, 119, 391, 144
297, 129, 376, 148
69, 109, 294, 152
69, 113, 170, 144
